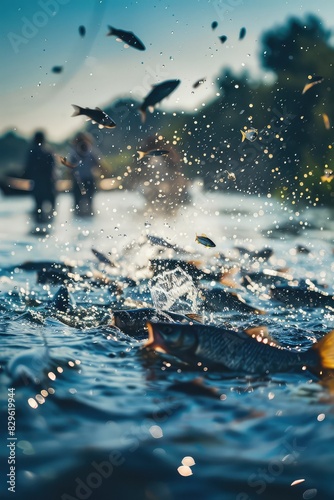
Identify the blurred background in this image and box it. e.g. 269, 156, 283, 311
0, 0, 333, 207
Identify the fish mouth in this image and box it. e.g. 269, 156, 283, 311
145, 322, 168, 353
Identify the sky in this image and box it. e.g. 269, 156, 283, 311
1, 0, 334, 142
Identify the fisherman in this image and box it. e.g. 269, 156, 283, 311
68, 132, 100, 217
24, 131, 57, 223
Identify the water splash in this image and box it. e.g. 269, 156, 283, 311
149, 266, 198, 313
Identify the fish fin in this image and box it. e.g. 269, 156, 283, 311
71, 104, 82, 117
107, 25, 115, 36
139, 107, 146, 123
187, 260, 202, 268
185, 313, 203, 323
148, 106, 155, 113
137, 150, 146, 160
98, 124, 104, 129
245, 326, 281, 346
144, 322, 166, 352
240, 130, 246, 142
220, 268, 241, 289
313, 329, 334, 370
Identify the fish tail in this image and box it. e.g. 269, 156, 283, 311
71, 104, 83, 117
313, 329, 334, 370
137, 150, 146, 160
240, 130, 246, 142
139, 107, 146, 123
107, 25, 115, 36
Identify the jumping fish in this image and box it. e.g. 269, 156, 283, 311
139, 79, 180, 122
71, 105, 116, 129
145, 322, 334, 375
106, 25, 145, 51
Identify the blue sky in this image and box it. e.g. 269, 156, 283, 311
1, 0, 334, 141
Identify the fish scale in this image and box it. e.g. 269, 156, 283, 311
146, 323, 322, 374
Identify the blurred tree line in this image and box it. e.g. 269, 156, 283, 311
0, 14, 332, 206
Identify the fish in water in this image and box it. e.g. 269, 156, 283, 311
270, 284, 334, 311
211, 21, 218, 30
91, 247, 115, 267
195, 234, 216, 248
50, 285, 75, 312
71, 105, 116, 129
137, 149, 170, 160
145, 322, 334, 375
201, 287, 265, 315
240, 128, 258, 142
79, 25, 86, 37
52, 65, 63, 74
302, 76, 324, 95
239, 27, 246, 40
192, 78, 206, 89
111, 307, 202, 337
139, 79, 180, 122
106, 25, 145, 51
219, 35, 227, 44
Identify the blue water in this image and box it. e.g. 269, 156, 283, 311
0, 188, 334, 500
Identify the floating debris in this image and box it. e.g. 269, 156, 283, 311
193, 78, 206, 89
322, 113, 330, 130
302, 76, 324, 95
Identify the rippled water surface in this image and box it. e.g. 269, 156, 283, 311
0, 189, 334, 500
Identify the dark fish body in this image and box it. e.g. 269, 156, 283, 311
52, 66, 63, 74
51, 285, 74, 312
219, 35, 227, 44
139, 79, 180, 122
196, 234, 216, 248
235, 246, 273, 260
17, 261, 73, 272
137, 149, 170, 160
91, 247, 114, 266
239, 27, 246, 40
271, 285, 334, 309
211, 21, 218, 30
79, 25, 86, 37
146, 322, 334, 375
192, 78, 206, 89
72, 105, 116, 129
111, 307, 200, 336
202, 287, 265, 315
107, 25, 145, 51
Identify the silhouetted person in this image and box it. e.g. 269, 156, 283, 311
24, 131, 57, 223
68, 133, 99, 216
